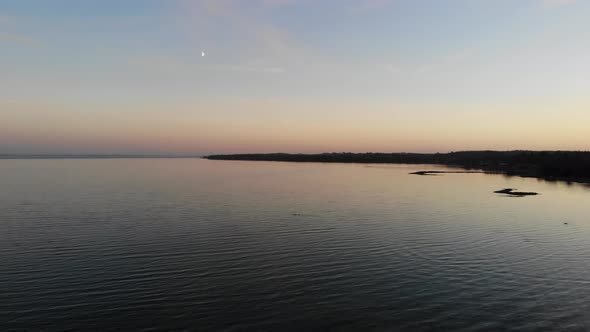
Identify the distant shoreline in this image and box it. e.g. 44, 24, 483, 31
0, 155, 202, 159
204, 151, 590, 185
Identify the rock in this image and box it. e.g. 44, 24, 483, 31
494, 188, 538, 196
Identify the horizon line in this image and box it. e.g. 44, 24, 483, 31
2, 149, 590, 159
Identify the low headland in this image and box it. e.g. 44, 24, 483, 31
204, 151, 590, 185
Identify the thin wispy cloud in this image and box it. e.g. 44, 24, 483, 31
382, 49, 474, 76
0, 97, 19, 105
359, 0, 393, 9
0, 32, 39, 47
130, 56, 284, 75
260, 0, 300, 8
347, 0, 393, 13
383, 64, 400, 74
205, 64, 284, 73
179, 0, 315, 65
262, 0, 392, 11
429, 49, 473, 71
542, 0, 578, 8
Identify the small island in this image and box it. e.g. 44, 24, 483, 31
410, 170, 488, 176
494, 188, 539, 196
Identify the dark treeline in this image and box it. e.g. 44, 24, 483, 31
204, 151, 590, 183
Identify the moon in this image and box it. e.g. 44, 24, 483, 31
201, 51, 205, 57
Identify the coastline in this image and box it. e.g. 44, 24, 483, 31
204, 151, 590, 186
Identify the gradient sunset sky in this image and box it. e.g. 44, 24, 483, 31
1, 0, 589, 154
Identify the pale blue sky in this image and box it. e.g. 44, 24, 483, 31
1, 0, 589, 154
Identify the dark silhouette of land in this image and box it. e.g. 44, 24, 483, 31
204, 151, 590, 184
410, 170, 488, 176
494, 188, 539, 196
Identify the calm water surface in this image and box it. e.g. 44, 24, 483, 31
1, 159, 590, 331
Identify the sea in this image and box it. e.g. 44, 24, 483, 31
1, 158, 590, 331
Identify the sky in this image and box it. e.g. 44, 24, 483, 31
1, 0, 589, 154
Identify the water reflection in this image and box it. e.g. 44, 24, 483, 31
1, 159, 589, 331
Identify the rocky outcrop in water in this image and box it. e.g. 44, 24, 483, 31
494, 188, 538, 196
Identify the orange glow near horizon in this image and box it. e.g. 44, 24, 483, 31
2, 97, 590, 154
